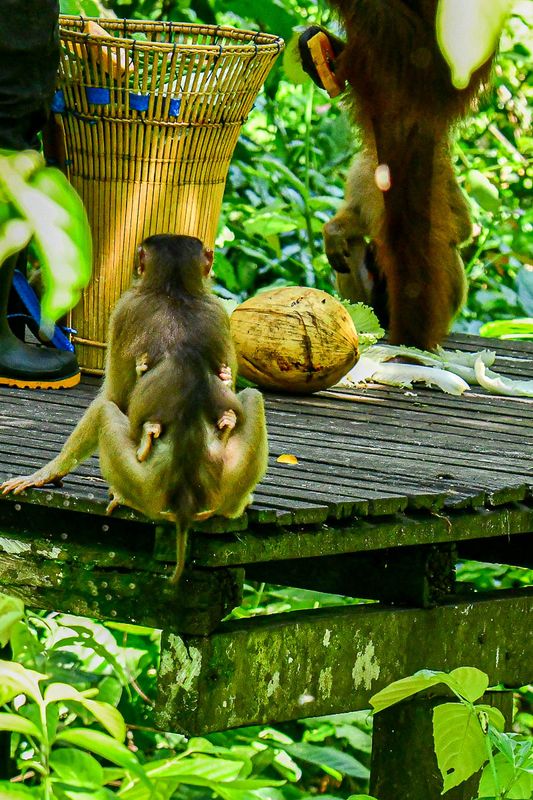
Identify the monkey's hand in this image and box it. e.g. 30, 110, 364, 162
136, 421, 162, 462
323, 218, 355, 275
217, 409, 237, 433
218, 364, 233, 387
1, 468, 64, 496
135, 353, 149, 379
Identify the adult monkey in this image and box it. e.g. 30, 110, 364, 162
305, 1, 495, 350
2, 235, 268, 582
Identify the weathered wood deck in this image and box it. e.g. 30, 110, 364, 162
1, 333, 532, 525
0, 333, 532, 798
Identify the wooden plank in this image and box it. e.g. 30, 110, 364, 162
155, 590, 533, 733
153, 504, 533, 566
444, 331, 533, 356
245, 544, 456, 607
0, 518, 243, 635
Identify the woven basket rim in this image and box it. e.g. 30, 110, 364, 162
59, 15, 284, 53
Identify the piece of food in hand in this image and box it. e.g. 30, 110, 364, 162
230, 286, 359, 393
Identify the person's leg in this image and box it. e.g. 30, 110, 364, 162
0, 2, 80, 387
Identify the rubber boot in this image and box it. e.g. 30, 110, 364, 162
0, 254, 80, 389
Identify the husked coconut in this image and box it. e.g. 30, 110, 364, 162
230, 287, 359, 393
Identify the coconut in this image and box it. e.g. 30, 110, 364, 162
230, 287, 359, 393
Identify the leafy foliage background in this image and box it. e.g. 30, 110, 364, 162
61, 0, 532, 334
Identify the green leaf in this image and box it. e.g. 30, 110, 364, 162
436, 0, 512, 89
347, 796, 379, 800
141, 754, 245, 782
0, 660, 46, 704
479, 318, 533, 340
52, 789, 116, 800
0, 782, 41, 798
243, 213, 300, 238
55, 728, 148, 786
478, 752, 533, 799
449, 667, 489, 703
283, 32, 312, 86
0, 712, 41, 739
0, 593, 24, 647
44, 683, 126, 741
0, 151, 92, 322
340, 301, 384, 342
370, 669, 459, 713
333, 724, 372, 754
50, 748, 105, 788
283, 743, 370, 780
433, 702, 488, 792
466, 169, 500, 213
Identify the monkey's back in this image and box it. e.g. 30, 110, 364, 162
330, 0, 492, 123
106, 286, 233, 411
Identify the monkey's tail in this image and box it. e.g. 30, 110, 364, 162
167, 350, 223, 583
170, 524, 189, 585
372, 123, 466, 350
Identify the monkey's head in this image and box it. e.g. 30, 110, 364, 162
137, 234, 214, 297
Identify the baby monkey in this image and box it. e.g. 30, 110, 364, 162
2, 234, 268, 582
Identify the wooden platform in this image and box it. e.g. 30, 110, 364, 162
1, 333, 532, 527
0, 333, 532, 797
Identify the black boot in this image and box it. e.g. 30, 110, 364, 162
0, 254, 79, 389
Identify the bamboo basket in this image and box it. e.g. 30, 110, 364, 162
52, 16, 284, 373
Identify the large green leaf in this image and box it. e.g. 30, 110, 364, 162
118, 753, 284, 799
370, 670, 457, 712
478, 752, 533, 799
433, 702, 491, 792
436, 0, 512, 89
0, 660, 46, 704
44, 683, 126, 741
50, 748, 105, 788
0, 151, 92, 322
0, 712, 41, 739
283, 743, 370, 780
370, 667, 489, 713
448, 667, 489, 703
56, 728, 148, 787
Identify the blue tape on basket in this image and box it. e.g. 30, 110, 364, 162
169, 98, 181, 118
51, 90, 66, 113
86, 87, 111, 105
129, 92, 150, 112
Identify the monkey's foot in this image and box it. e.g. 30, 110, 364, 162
135, 353, 149, 379
217, 409, 237, 432
1, 471, 63, 495
218, 364, 233, 387
193, 508, 216, 522
106, 489, 126, 516
136, 422, 162, 462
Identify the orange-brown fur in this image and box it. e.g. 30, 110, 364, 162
325, 0, 494, 349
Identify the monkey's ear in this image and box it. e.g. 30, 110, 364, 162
202, 248, 214, 278
298, 26, 346, 98
137, 245, 146, 277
